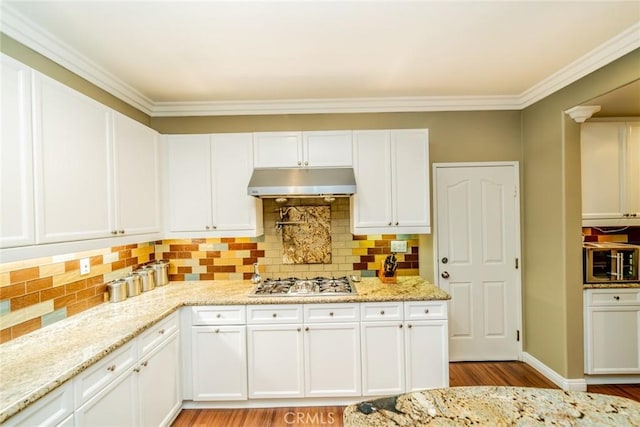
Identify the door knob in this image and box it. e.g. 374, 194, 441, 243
441, 271, 450, 279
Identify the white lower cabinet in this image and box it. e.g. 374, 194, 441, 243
74, 312, 181, 427
191, 306, 248, 401
404, 319, 449, 391
3, 381, 74, 427
584, 289, 640, 375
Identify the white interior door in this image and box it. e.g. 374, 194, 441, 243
434, 163, 521, 361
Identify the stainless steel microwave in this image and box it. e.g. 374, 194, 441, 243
583, 242, 640, 283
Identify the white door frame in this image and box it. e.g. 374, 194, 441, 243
432, 161, 524, 360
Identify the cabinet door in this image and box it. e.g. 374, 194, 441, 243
585, 306, 640, 374
405, 320, 449, 391
625, 123, 640, 217
0, 54, 34, 248
303, 131, 353, 167
392, 129, 430, 232
3, 381, 73, 427
351, 130, 393, 230
361, 321, 405, 396
192, 325, 247, 401
581, 123, 624, 220
304, 323, 361, 397
167, 134, 213, 232
211, 133, 262, 234
138, 332, 182, 427
33, 73, 113, 243
113, 113, 161, 236
74, 369, 137, 427
247, 324, 304, 398
253, 132, 302, 167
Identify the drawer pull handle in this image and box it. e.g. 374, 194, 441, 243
215, 328, 220, 333
272, 313, 277, 318
380, 310, 385, 315
329, 312, 334, 316
424, 309, 430, 314
107, 364, 116, 372
158, 329, 165, 334
614, 296, 620, 301
216, 313, 222, 318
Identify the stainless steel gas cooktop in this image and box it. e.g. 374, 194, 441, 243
249, 276, 355, 297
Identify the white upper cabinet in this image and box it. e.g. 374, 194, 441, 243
254, 130, 352, 168
33, 72, 114, 244
167, 133, 263, 236
351, 129, 430, 234
581, 121, 640, 226
1, 54, 35, 248
112, 112, 161, 236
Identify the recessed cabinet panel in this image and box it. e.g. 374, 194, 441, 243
303, 131, 353, 167
253, 132, 302, 167
392, 129, 430, 228
33, 73, 114, 243
0, 54, 34, 248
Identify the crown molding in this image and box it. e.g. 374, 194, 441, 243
0, 3, 155, 115
2, 3, 638, 117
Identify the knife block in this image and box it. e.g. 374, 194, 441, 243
378, 264, 397, 284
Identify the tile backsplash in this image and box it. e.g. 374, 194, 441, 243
0, 198, 419, 343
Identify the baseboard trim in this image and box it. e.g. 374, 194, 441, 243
585, 375, 640, 385
522, 352, 587, 391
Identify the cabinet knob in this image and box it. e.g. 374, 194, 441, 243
107, 364, 116, 372
388, 222, 392, 226
399, 324, 403, 328
297, 327, 301, 332
141, 361, 148, 367
298, 161, 302, 166
212, 225, 217, 230
424, 309, 430, 314
614, 296, 620, 301
329, 312, 334, 316
305, 327, 310, 331
304, 161, 308, 166
395, 222, 399, 226
408, 324, 413, 329
205, 225, 210, 230
118, 230, 125, 234
380, 310, 385, 315
272, 313, 277, 318
133, 367, 141, 373
215, 328, 220, 333
158, 328, 165, 334
111, 230, 118, 235
216, 313, 222, 318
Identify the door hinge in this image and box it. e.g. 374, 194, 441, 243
516, 330, 520, 342
515, 258, 519, 269
513, 186, 518, 198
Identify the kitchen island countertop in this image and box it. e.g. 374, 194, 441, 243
343, 386, 640, 426
0, 276, 448, 423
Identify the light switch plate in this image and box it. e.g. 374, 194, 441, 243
390, 240, 407, 253
80, 258, 90, 275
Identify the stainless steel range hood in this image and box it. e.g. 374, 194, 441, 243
247, 167, 356, 198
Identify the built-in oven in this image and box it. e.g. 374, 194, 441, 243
583, 242, 640, 283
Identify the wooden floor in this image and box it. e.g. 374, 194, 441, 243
172, 361, 640, 427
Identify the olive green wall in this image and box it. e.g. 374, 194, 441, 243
522, 48, 640, 379
0, 33, 150, 126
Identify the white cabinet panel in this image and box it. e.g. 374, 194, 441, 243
304, 322, 361, 397
247, 324, 305, 398
405, 319, 449, 391
74, 368, 137, 427
581, 122, 640, 225
3, 382, 73, 427
303, 131, 353, 167
167, 133, 262, 235
192, 326, 247, 401
0, 54, 34, 248
138, 332, 182, 426
351, 129, 430, 234
254, 130, 352, 168
113, 112, 161, 236
33, 73, 113, 243
361, 321, 405, 396
167, 134, 212, 232
253, 132, 302, 167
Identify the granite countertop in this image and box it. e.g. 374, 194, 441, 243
0, 276, 448, 423
583, 282, 640, 289
344, 386, 640, 426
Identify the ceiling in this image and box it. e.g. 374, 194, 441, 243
1, 1, 639, 116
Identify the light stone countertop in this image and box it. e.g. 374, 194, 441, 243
0, 276, 448, 423
583, 282, 640, 289
343, 386, 640, 426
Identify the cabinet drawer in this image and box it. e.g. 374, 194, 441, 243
4, 382, 73, 427
247, 304, 303, 324
587, 289, 640, 306
360, 302, 404, 321
304, 303, 360, 323
139, 311, 179, 357
404, 301, 447, 320
74, 339, 137, 407
192, 305, 247, 325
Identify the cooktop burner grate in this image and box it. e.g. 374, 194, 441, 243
249, 276, 355, 296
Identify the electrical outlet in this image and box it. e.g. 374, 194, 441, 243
390, 240, 407, 253
80, 258, 90, 275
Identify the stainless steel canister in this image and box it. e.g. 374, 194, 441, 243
150, 260, 170, 286
135, 267, 156, 292
107, 279, 128, 302
124, 273, 142, 297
